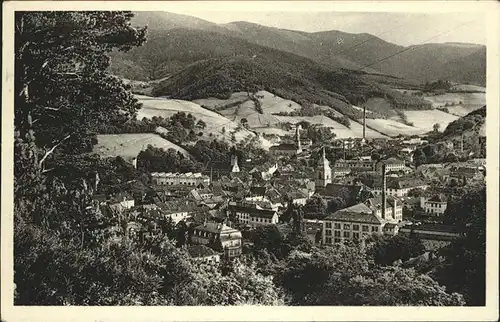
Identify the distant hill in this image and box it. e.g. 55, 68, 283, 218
130, 11, 220, 31
369, 43, 486, 86
123, 12, 486, 86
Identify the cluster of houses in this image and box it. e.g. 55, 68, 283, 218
91, 131, 485, 263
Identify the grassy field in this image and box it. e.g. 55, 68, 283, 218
421, 92, 485, 113
363, 97, 397, 118
193, 92, 250, 111
94, 133, 191, 161
136, 94, 255, 142
253, 127, 290, 135
218, 101, 282, 129
199, 92, 388, 139
275, 115, 387, 139
364, 119, 424, 137
203, 90, 301, 128
404, 110, 459, 133
255, 90, 302, 114
450, 84, 486, 92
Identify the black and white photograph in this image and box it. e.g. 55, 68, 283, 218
2, 1, 499, 321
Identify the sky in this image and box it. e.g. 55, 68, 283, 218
161, 9, 486, 46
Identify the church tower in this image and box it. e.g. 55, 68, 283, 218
315, 147, 332, 188
231, 154, 240, 173
295, 124, 302, 154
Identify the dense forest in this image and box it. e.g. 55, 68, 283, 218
13, 11, 486, 307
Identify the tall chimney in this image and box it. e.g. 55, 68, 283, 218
381, 163, 387, 219
296, 124, 302, 153
363, 105, 366, 141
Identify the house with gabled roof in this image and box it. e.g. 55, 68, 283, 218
420, 194, 448, 215
371, 177, 428, 197
191, 221, 242, 258
151, 172, 210, 186
187, 244, 221, 264
322, 203, 384, 245
315, 183, 374, 207
227, 201, 279, 227
364, 195, 403, 222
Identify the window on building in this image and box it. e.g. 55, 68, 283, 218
326, 222, 332, 229
325, 230, 332, 236
343, 224, 350, 230
372, 226, 379, 232
325, 237, 332, 244
334, 223, 341, 229
353, 224, 359, 231
343, 231, 350, 238
353, 232, 360, 240
362, 225, 369, 232
334, 230, 341, 237
334, 238, 341, 243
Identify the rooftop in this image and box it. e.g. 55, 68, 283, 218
229, 203, 277, 218
270, 143, 299, 151
324, 203, 382, 224
151, 172, 209, 179
428, 194, 448, 203
194, 222, 240, 234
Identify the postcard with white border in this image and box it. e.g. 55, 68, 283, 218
2, 1, 499, 321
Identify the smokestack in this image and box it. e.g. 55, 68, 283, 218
296, 124, 302, 153
382, 163, 387, 219
363, 105, 366, 141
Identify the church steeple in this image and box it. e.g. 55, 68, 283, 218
231, 154, 240, 173
315, 147, 332, 188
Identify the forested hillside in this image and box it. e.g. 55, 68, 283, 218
151, 54, 430, 121
117, 12, 486, 86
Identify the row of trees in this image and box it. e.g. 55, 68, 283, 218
241, 224, 465, 306
98, 112, 207, 144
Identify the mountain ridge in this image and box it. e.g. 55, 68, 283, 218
124, 11, 485, 86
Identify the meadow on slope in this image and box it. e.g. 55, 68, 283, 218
136, 94, 256, 142
94, 133, 191, 162
195, 91, 387, 139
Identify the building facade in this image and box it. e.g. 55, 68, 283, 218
269, 125, 303, 157
371, 178, 429, 197
227, 202, 279, 227
151, 172, 210, 186
420, 195, 448, 215
191, 222, 242, 258
322, 203, 384, 245
334, 159, 375, 171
